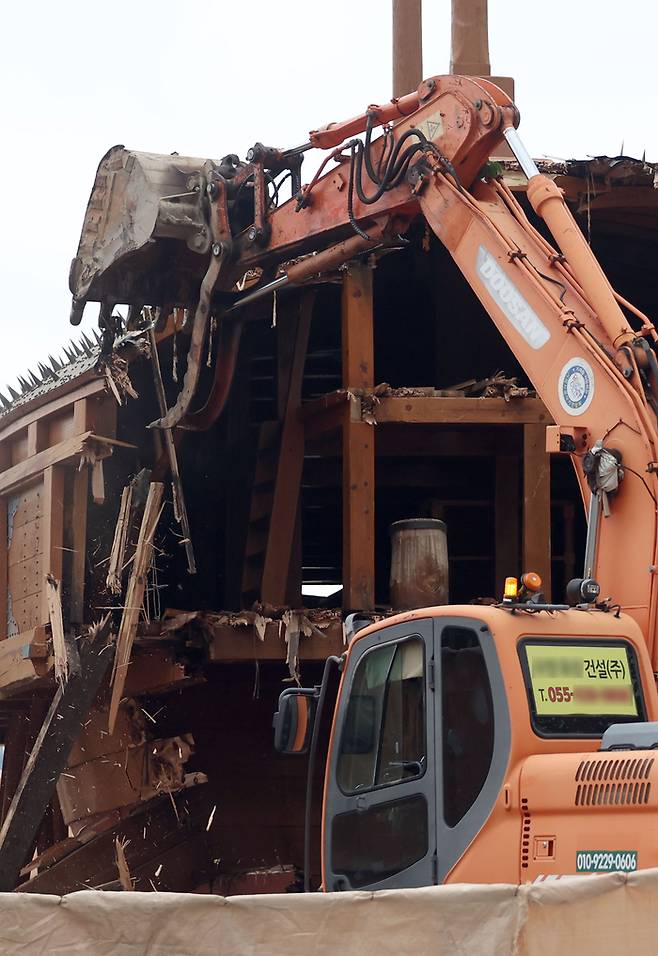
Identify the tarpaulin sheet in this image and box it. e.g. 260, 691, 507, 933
3, 868, 658, 955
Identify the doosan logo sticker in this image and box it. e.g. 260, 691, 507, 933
558, 358, 595, 416
476, 246, 551, 350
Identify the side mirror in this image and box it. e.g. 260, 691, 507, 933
273, 687, 317, 754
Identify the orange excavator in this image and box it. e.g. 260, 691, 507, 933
71, 75, 658, 889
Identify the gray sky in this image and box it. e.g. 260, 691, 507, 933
1, 0, 656, 393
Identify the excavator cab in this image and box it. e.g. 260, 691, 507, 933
277, 603, 658, 890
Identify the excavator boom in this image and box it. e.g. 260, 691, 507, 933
70, 75, 658, 669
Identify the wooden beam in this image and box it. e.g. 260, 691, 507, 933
373, 396, 551, 425
108, 483, 164, 733
261, 294, 313, 605
0, 378, 106, 444
205, 619, 345, 662
0, 627, 51, 697
41, 466, 65, 626
0, 432, 92, 497
495, 455, 520, 596
342, 262, 374, 390
341, 264, 375, 610
0, 618, 113, 891
523, 424, 552, 596
343, 403, 375, 610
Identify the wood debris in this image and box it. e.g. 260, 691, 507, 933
108, 482, 164, 733
106, 485, 133, 595
114, 836, 133, 890
45, 573, 67, 684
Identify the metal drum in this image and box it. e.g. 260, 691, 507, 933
389, 518, 449, 610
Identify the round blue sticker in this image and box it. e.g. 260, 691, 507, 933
558, 358, 595, 416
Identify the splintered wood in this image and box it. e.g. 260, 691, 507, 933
106, 485, 133, 595
114, 836, 133, 890
45, 573, 67, 684
108, 482, 164, 733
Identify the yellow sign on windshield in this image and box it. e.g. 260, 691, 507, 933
525, 644, 638, 716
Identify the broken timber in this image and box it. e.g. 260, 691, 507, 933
0, 617, 114, 892
108, 482, 164, 733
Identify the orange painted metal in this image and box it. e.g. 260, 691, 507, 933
322, 605, 658, 887
526, 176, 636, 349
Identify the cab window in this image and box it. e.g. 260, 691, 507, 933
442, 625, 494, 827
337, 638, 425, 794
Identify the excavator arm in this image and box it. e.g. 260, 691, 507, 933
70, 75, 658, 667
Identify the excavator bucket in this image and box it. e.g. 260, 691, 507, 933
69, 145, 219, 325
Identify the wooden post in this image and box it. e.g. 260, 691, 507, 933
392, 0, 423, 99
495, 454, 519, 596
342, 263, 375, 610
261, 294, 313, 606
523, 424, 551, 597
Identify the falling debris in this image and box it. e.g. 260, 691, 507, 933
45, 574, 68, 685
109, 482, 164, 732
114, 837, 133, 891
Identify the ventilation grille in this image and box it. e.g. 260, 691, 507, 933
521, 797, 531, 869
575, 757, 654, 807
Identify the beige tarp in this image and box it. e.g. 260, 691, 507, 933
3, 869, 658, 955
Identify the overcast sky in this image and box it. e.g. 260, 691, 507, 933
1, 0, 656, 394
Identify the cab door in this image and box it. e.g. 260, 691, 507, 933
323, 619, 437, 891
434, 617, 511, 882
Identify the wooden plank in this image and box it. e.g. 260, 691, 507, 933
342, 262, 374, 390
41, 466, 65, 626
523, 424, 552, 597
495, 455, 520, 597
373, 396, 551, 425
0, 618, 114, 891
108, 483, 164, 733
0, 432, 92, 497
343, 406, 375, 610
261, 294, 313, 605
70, 467, 88, 626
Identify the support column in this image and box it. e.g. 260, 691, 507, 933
342, 263, 375, 610
523, 424, 551, 597
392, 0, 423, 98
